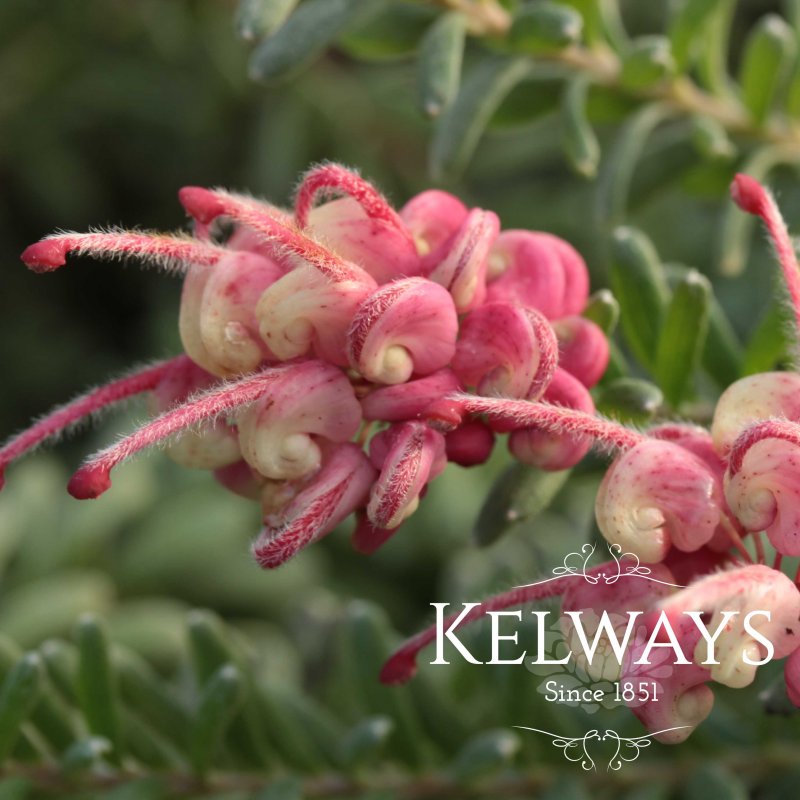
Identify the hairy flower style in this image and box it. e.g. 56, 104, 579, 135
7, 163, 609, 569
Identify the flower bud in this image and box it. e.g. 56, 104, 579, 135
368, 421, 446, 529
427, 208, 500, 312
255, 264, 377, 366
595, 440, 721, 563
361, 369, 462, 422
237, 360, 362, 480
445, 420, 495, 467
347, 277, 458, 384
552, 315, 609, 388
711, 372, 800, 457
399, 189, 469, 261
451, 303, 558, 399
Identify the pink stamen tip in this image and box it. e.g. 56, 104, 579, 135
178, 186, 225, 224
731, 173, 768, 216
67, 466, 111, 499
379, 651, 418, 685
21, 240, 69, 272
424, 399, 466, 432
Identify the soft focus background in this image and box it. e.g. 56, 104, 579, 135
2, 1, 800, 797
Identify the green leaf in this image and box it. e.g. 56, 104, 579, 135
741, 304, 794, 375
253, 778, 304, 800
339, 3, 436, 61
582, 288, 619, 334
595, 103, 674, 229
75, 616, 123, 763
669, 0, 727, 72
739, 14, 796, 124
61, 737, 112, 775
189, 664, 244, 777
235, 0, 299, 41
0, 654, 43, 763
449, 729, 520, 783
594, 378, 664, 423
561, 77, 600, 178
690, 115, 736, 160
249, 0, 383, 82
609, 226, 671, 370
417, 12, 467, 118
340, 716, 394, 769
507, 2, 583, 54
682, 764, 748, 800
655, 269, 711, 406
620, 36, 675, 90
430, 56, 532, 179
474, 463, 571, 546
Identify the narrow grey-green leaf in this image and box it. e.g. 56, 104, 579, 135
582, 289, 619, 334
189, 664, 244, 777
595, 103, 674, 229
430, 56, 532, 179
620, 36, 675, 89
61, 737, 112, 775
249, 0, 382, 82
609, 226, 671, 369
739, 14, 796, 124
669, 0, 726, 72
507, 2, 583, 54
417, 12, 466, 118
340, 4, 435, 61
655, 269, 711, 406
235, 0, 298, 41
690, 115, 736, 160
595, 378, 663, 423
0, 654, 43, 763
562, 77, 600, 178
75, 616, 122, 762
742, 303, 794, 375
450, 729, 520, 783
340, 716, 393, 769
682, 764, 748, 800
474, 463, 571, 546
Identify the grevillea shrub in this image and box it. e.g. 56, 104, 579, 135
6, 165, 800, 744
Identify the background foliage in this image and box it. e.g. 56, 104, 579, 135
2, 0, 800, 796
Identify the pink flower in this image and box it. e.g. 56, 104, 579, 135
4, 163, 608, 568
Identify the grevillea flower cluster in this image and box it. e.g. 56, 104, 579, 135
7, 165, 800, 745
379, 174, 800, 743
1, 163, 607, 568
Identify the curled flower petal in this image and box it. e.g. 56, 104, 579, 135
725, 419, 800, 556
661, 564, 800, 688
361, 369, 462, 422
237, 360, 362, 481
451, 303, 558, 399
256, 264, 377, 366
252, 443, 376, 568
711, 372, 800, 457
595, 440, 722, 563
507, 368, 595, 470
213, 459, 264, 500
427, 209, 500, 312
368, 421, 446, 529
399, 189, 469, 260
179, 251, 284, 377
347, 277, 458, 384
150, 357, 241, 470
552, 316, 609, 388
486, 231, 590, 318
445, 420, 495, 467
351, 512, 405, 555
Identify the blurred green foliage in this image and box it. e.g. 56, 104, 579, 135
2, 0, 800, 796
